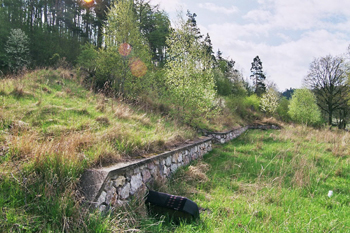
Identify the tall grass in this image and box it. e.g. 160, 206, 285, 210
0, 69, 197, 232
139, 126, 350, 232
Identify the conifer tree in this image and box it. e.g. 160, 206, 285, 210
250, 56, 266, 96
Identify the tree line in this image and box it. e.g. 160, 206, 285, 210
1, 0, 350, 129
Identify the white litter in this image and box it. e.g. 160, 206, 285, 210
328, 190, 333, 197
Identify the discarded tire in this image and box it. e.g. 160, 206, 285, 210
146, 190, 199, 222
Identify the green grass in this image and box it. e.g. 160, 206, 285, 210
139, 126, 350, 232
0, 68, 197, 232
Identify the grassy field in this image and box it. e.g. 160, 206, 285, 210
0, 69, 197, 232
139, 126, 350, 232
2, 69, 349, 232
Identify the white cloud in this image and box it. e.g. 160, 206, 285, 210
151, 0, 186, 13
153, 0, 350, 90
198, 3, 238, 15
243, 10, 272, 22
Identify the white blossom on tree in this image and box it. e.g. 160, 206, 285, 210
260, 87, 279, 115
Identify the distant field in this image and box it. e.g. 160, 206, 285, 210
140, 126, 350, 232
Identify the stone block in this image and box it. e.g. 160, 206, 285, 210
97, 190, 107, 205
105, 186, 117, 203
130, 173, 143, 195
172, 153, 178, 163
166, 156, 172, 166
119, 183, 130, 200
178, 154, 183, 163
142, 169, 151, 183
171, 163, 178, 172
134, 167, 140, 174
113, 176, 126, 188
163, 166, 170, 177
148, 162, 155, 170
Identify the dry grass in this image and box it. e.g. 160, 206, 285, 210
278, 125, 350, 158
185, 161, 211, 183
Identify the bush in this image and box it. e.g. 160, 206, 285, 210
244, 94, 260, 111
277, 97, 291, 122
288, 88, 321, 125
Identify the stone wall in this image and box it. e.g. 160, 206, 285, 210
80, 125, 278, 210
80, 137, 213, 210
208, 126, 249, 144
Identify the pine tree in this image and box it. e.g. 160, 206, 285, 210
5, 28, 30, 73
250, 56, 266, 96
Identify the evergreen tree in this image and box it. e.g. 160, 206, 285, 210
186, 10, 202, 40
5, 28, 30, 73
203, 33, 216, 63
135, 0, 170, 65
250, 55, 266, 96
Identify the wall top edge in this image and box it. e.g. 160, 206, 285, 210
90, 136, 213, 174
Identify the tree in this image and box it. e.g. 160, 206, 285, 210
281, 88, 295, 100
250, 56, 266, 96
277, 97, 291, 122
260, 87, 279, 115
164, 15, 216, 124
134, 0, 170, 65
102, 0, 151, 95
304, 55, 350, 126
5, 28, 30, 73
288, 88, 321, 125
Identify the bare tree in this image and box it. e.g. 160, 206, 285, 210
304, 55, 350, 127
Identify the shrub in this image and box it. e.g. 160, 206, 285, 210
288, 88, 321, 125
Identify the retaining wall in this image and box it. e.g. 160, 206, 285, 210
80, 125, 278, 210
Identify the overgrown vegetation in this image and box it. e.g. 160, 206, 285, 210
1, 0, 350, 232
137, 127, 350, 232
0, 69, 199, 231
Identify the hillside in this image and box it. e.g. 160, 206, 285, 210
0, 69, 210, 231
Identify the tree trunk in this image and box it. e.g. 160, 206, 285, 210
328, 110, 332, 125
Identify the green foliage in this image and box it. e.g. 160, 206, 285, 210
164, 16, 217, 125
99, 0, 151, 95
260, 88, 279, 115
276, 96, 291, 121
135, 0, 170, 64
245, 94, 261, 111
5, 29, 30, 73
288, 88, 322, 125
213, 68, 232, 96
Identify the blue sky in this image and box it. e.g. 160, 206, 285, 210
152, 0, 350, 91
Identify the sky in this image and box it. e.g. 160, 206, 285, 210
151, 0, 350, 91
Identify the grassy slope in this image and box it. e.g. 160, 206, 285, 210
0, 69, 198, 232
140, 126, 350, 232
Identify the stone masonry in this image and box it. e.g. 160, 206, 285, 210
80, 125, 279, 210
